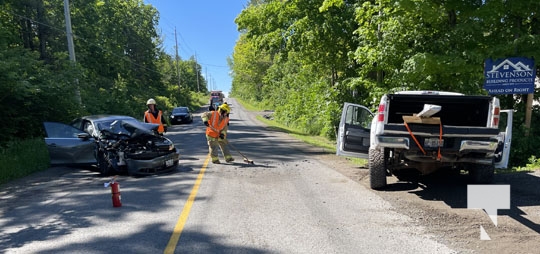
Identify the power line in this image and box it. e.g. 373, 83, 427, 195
143, 1, 228, 81
199, 62, 229, 68
3, 7, 220, 87
147, 2, 195, 58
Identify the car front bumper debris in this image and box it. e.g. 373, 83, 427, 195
125, 152, 180, 175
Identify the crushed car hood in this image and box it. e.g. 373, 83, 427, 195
102, 120, 160, 139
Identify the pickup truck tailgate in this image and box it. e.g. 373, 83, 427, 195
384, 123, 500, 137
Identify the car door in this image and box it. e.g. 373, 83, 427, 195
43, 122, 96, 166
336, 103, 373, 159
494, 110, 513, 168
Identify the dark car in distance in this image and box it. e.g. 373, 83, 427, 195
169, 107, 193, 124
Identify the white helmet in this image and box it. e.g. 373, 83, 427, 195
146, 98, 156, 105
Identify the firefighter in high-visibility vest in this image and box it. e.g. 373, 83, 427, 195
144, 98, 168, 135
202, 103, 233, 164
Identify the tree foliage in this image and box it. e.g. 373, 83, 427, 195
230, 0, 540, 167
0, 0, 208, 143
233, 0, 358, 136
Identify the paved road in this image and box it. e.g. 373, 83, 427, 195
0, 99, 456, 253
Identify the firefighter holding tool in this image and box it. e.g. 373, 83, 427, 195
202, 103, 234, 164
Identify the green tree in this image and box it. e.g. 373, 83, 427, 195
233, 0, 359, 137
229, 34, 271, 102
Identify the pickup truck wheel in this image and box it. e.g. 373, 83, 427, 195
469, 161, 495, 184
369, 148, 387, 189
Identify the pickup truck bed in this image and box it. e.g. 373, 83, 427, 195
386, 94, 492, 126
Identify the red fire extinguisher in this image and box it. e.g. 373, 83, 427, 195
110, 177, 122, 207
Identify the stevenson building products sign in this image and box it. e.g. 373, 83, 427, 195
484, 57, 536, 95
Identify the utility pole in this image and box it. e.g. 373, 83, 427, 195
208, 73, 211, 90
195, 53, 200, 92
206, 68, 209, 90
63, 0, 81, 105
64, 0, 75, 62
175, 27, 181, 90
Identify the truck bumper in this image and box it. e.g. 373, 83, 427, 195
376, 136, 499, 165
459, 140, 498, 153
377, 136, 410, 149
377, 136, 498, 153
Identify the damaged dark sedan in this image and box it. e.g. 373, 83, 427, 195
44, 115, 179, 176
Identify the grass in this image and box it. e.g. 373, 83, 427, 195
197, 92, 211, 106
234, 98, 368, 167
497, 155, 540, 174
496, 168, 533, 174
257, 115, 337, 152
233, 97, 263, 112
0, 138, 50, 185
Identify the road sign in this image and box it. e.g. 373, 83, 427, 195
484, 57, 536, 95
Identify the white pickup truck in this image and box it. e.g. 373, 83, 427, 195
336, 91, 513, 189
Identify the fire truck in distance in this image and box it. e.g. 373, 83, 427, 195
209, 90, 225, 109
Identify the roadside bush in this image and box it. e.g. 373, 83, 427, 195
499, 97, 540, 169
508, 124, 540, 168
0, 138, 49, 185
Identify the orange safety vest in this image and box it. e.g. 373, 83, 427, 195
206, 111, 228, 138
145, 110, 165, 133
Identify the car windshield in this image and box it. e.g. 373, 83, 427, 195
173, 108, 188, 113
95, 118, 139, 132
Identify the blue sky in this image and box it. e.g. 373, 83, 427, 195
144, 1, 248, 96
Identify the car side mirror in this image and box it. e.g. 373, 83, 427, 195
77, 133, 91, 140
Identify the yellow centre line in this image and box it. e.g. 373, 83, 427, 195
164, 155, 211, 254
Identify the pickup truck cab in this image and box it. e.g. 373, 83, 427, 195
336, 91, 513, 189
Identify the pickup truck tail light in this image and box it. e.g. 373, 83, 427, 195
377, 103, 385, 122
492, 106, 500, 128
